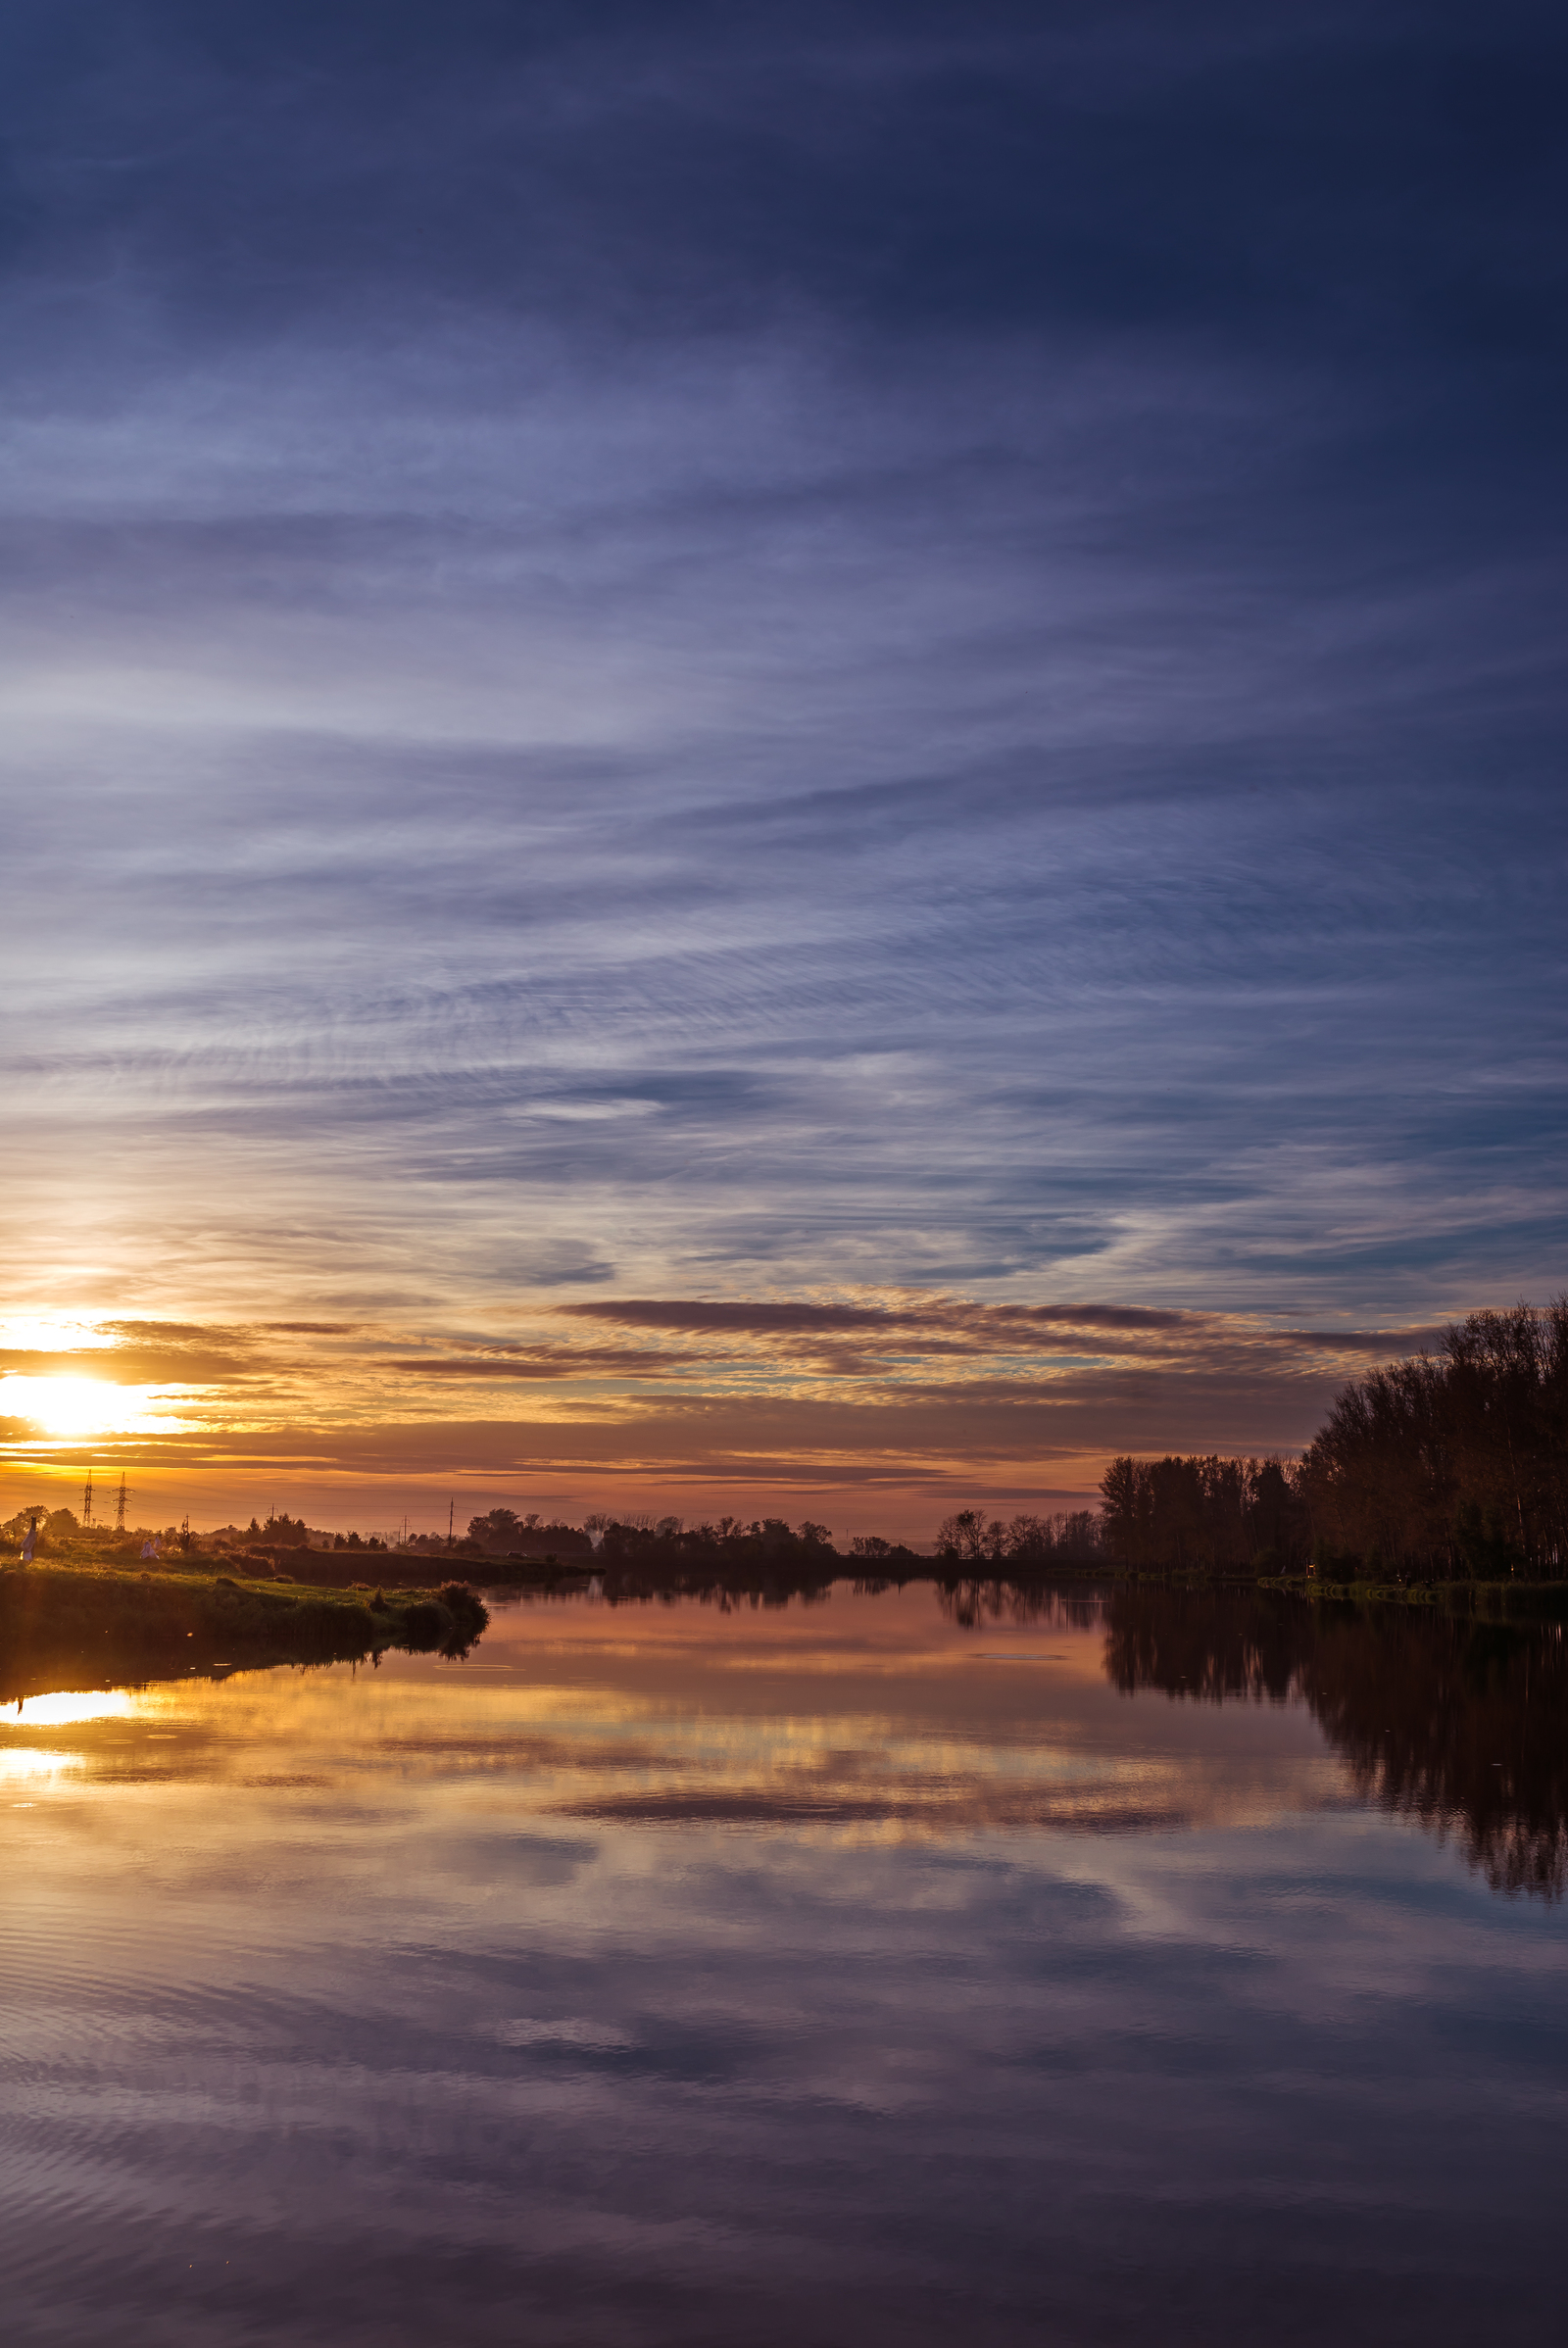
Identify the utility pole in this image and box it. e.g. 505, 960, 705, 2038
82, 1466, 93, 1527
447, 1496, 455, 1549
116, 1473, 128, 1533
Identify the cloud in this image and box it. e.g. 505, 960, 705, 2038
262, 1321, 361, 1335
558, 1300, 935, 1336
387, 1348, 705, 1381
556, 1297, 1203, 1339
0, 0, 1562, 1518
0, 1295, 1449, 1535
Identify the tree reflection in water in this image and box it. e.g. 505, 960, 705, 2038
939, 1577, 1568, 1899
936, 1579, 1108, 1633
1106, 1586, 1568, 1900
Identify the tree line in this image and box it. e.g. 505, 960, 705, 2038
585, 1514, 848, 1566
933, 1509, 1106, 1570
14, 1302, 1560, 1585
1094, 1301, 1568, 1581
1096, 1455, 1300, 1574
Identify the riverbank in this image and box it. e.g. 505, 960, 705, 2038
1286, 1573, 1568, 1615
1136, 1569, 1568, 1614
930, 1564, 1568, 1619
0, 1561, 489, 1703
9, 1532, 593, 1593
509, 1555, 1568, 1616
246, 1545, 596, 1592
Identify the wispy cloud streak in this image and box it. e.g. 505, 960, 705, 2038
0, 3, 1562, 1517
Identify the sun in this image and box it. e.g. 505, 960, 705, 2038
0, 1375, 191, 1438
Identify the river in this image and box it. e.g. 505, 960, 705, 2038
3, 1580, 1563, 2344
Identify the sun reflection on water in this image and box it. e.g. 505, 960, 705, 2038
10, 1690, 139, 1728
0, 1748, 76, 1785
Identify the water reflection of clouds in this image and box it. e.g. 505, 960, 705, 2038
494, 2018, 637, 2051
4, 1583, 1564, 2344
0, 1589, 1339, 1850
2, 1586, 1555, 1897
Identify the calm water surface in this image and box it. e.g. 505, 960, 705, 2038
3, 1582, 1564, 2345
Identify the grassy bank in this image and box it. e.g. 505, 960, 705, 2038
11, 1531, 593, 1594
1079, 1567, 1568, 1616
1280, 1573, 1568, 1616
247, 1546, 595, 1592
0, 1560, 488, 1704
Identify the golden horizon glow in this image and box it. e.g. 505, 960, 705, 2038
0, 1291, 1426, 1536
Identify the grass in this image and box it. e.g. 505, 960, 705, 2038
1287, 1574, 1568, 1616
0, 1557, 489, 1704
1106, 1567, 1568, 1617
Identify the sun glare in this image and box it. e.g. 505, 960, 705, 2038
0, 1315, 117, 1352
0, 1375, 191, 1438
7, 1690, 139, 1730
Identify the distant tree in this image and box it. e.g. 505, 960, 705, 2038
936, 1509, 988, 1564
467, 1508, 520, 1551
1099, 1456, 1304, 1573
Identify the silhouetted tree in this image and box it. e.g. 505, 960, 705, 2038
1098, 1455, 1305, 1572
1300, 1299, 1568, 1578
935, 1507, 1105, 1573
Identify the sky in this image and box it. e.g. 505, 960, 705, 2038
1, 0, 1564, 1536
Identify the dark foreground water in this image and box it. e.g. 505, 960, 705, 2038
3, 1582, 1565, 2346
